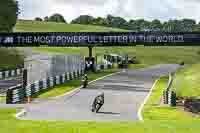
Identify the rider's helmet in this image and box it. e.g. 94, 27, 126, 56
100, 92, 104, 98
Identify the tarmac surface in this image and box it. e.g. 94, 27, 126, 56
20, 64, 180, 121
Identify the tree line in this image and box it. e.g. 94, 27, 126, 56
35, 14, 200, 32
0, 0, 199, 33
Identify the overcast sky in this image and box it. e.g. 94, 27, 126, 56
18, 0, 200, 22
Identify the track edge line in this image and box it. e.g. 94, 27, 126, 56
137, 79, 158, 121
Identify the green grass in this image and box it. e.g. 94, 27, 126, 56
172, 64, 200, 97
15, 20, 127, 32
0, 96, 6, 103
35, 69, 119, 98
0, 48, 24, 70
143, 77, 199, 121
1, 108, 199, 133
128, 64, 148, 69
0, 76, 200, 133
33, 80, 81, 99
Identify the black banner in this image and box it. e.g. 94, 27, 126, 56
0, 32, 200, 47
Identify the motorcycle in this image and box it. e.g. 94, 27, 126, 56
91, 98, 103, 113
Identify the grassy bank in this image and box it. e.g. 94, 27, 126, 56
0, 96, 6, 103
15, 20, 127, 32
172, 64, 200, 97
143, 76, 199, 121
0, 48, 24, 70
35, 69, 119, 99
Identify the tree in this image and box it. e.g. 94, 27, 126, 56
162, 21, 170, 32
162, 20, 181, 32
44, 16, 49, 22
105, 15, 128, 29
128, 20, 139, 31
48, 13, 66, 23
0, 0, 19, 32
71, 15, 95, 25
35, 17, 43, 21
130, 19, 150, 31
92, 17, 107, 25
181, 19, 196, 32
150, 19, 162, 31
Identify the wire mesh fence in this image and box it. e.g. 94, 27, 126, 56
24, 54, 85, 85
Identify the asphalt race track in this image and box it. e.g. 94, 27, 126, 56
21, 64, 180, 121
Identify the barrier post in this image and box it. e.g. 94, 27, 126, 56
6, 89, 13, 104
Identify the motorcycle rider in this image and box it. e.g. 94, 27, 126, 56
82, 74, 88, 88
92, 92, 104, 113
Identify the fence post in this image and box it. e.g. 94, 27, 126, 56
11, 70, 15, 76
53, 77, 57, 85
2, 71, 5, 79
23, 69, 28, 88
170, 91, 177, 107
47, 78, 50, 88
0, 71, 2, 79
5, 71, 9, 78
31, 84, 35, 95
6, 89, 13, 104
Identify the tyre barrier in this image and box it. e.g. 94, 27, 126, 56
6, 84, 25, 104
162, 73, 176, 106
163, 90, 176, 107
170, 91, 176, 107
0, 68, 23, 79
6, 69, 85, 104
163, 90, 169, 104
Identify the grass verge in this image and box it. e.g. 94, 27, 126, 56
172, 64, 200, 97
0, 48, 24, 70
128, 64, 148, 69
15, 20, 127, 32
34, 69, 119, 99
0, 96, 6, 103
143, 76, 199, 121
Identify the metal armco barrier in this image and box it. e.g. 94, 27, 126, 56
5, 62, 112, 104
6, 69, 84, 104
25, 69, 84, 98
0, 68, 23, 79
6, 84, 25, 104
